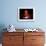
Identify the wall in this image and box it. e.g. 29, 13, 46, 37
0, 0, 46, 43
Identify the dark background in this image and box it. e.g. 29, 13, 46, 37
19, 9, 33, 19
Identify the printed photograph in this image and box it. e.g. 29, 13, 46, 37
18, 7, 35, 21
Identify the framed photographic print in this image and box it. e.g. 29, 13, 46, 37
18, 7, 35, 21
